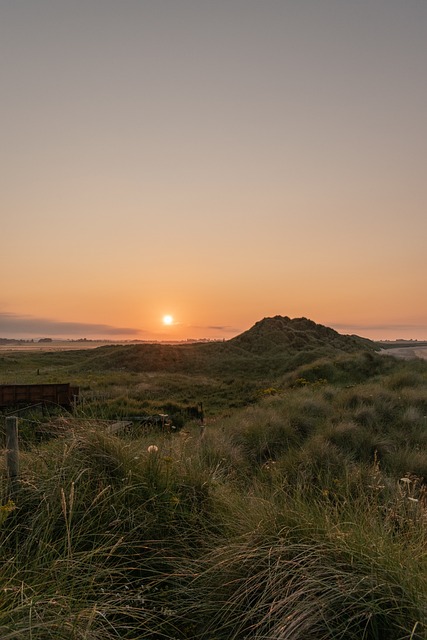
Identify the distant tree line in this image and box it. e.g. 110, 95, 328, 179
0, 338, 35, 344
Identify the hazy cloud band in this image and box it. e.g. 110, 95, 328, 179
0, 313, 142, 337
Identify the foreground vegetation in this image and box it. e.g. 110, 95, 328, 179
0, 323, 426, 638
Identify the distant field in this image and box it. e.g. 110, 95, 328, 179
0, 339, 210, 352
0, 340, 131, 352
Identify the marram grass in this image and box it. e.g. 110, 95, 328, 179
0, 351, 426, 638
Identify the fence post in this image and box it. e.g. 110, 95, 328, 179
6, 417, 19, 490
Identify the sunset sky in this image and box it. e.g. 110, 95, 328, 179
1, 1, 426, 341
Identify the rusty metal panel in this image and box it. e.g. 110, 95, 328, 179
0, 383, 79, 409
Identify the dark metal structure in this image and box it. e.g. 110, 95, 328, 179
0, 384, 79, 410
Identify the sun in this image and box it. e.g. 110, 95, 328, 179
162, 314, 174, 326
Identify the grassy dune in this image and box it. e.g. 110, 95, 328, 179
0, 318, 426, 638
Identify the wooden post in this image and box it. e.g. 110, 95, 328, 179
6, 417, 19, 489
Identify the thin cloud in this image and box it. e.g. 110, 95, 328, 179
0, 312, 143, 338
332, 322, 427, 332
191, 325, 240, 333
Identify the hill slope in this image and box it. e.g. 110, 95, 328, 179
70, 316, 376, 377
229, 316, 374, 354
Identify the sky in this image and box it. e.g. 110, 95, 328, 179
1, 0, 426, 341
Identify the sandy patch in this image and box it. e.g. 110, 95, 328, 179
380, 347, 427, 361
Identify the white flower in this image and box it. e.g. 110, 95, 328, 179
147, 445, 159, 453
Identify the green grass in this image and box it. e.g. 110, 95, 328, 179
0, 342, 427, 638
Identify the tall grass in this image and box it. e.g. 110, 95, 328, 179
0, 352, 426, 638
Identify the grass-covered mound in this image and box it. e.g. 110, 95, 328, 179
0, 316, 381, 420
0, 316, 377, 382
0, 352, 426, 639
229, 315, 375, 354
